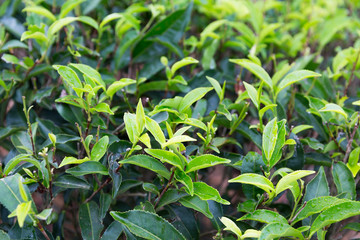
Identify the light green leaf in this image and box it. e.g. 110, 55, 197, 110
262, 118, 278, 163
14, 201, 32, 227
106, 78, 136, 99
53, 65, 82, 89
139, 133, 151, 148
243, 82, 259, 108
60, 0, 85, 18
124, 113, 138, 144
186, 154, 230, 173
119, 155, 171, 179
171, 57, 198, 76
220, 217, 242, 238
48, 17, 78, 37
145, 117, 166, 145
66, 162, 109, 176
175, 169, 194, 196
91, 136, 109, 161
259, 223, 304, 240
309, 202, 360, 238
91, 103, 114, 115
2, 54, 19, 65
238, 209, 288, 224
78, 16, 99, 30
100, 13, 122, 29
259, 104, 277, 119
136, 100, 145, 134
193, 182, 230, 205
276, 70, 321, 96
145, 148, 184, 169
230, 59, 272, 89
319, 103, 347, 119
347, 147, 360, 177
23, 6, 56, 22
35, 209, 52, 221
292, 125, 313, 135
69, 63, 106, 89
206, 76, 222, 101
21, 31, 48, 43
110, 210, 185, 240
242, 229, 261, 239
276, 170, 315, 195
59, 157, 90, 168
162, 135, 196, 148
229, 173, 275, 195
4, 154, 41, 175
0, 174, 33, 224
178, 87, 213, 113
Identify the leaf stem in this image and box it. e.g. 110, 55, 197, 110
343, 114, 360, 162
154, 169, 176, 209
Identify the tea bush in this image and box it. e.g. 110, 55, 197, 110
0, 0, 360, 239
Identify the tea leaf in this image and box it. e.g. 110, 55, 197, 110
119, 155, 171, 179
309, 202, 360, 238
186, 154, 230, 173
111, 210, 186, 240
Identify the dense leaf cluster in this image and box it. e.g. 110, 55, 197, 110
0, 0, 360, 239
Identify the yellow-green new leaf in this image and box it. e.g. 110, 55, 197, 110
13, 201, 32, 227
48, 17, 78, 37
206, 76, 222, 101
186, 154, 230, 173
262, 118, 278, 163
319, 103, 347, 119
145, 148, 184, 169
220, 217, 242, 238
178, 87, 213, 113
275, 170, 315, 195
162, 135, 196, 148
23, 6, 56, 22
229, 173, 275, 195
276, 70, 321, 96
59, 0, 85, 18
230, 59, 272, 89
145, 117, 166, 145
100, 13, 122, 29
59, 157, 90, 168
243, 82, 259, 108
171, 57, 198, 76
136, 100, 145, 133
91, 136, 109, 161
106, 78, 136, 99
193, 182, 230, 205
137, 134, 150, 149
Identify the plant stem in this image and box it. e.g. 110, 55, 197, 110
84, 177, 112, 204
344, 48, 360, 96
154, 169, 175, 209
343, 114, 360, 162
37, 221, 50, 240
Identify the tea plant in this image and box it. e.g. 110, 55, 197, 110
0, 0, 359, 239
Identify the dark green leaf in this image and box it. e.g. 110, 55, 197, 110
119, 154, 171, 179
79, 201, 103, 240
332, 162, 356, 200
66, 162, 109, 176
111, 210, 186, 240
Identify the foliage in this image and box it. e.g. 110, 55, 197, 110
0, 0, 360, 239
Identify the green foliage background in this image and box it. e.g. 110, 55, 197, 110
0, 0, 360, 239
